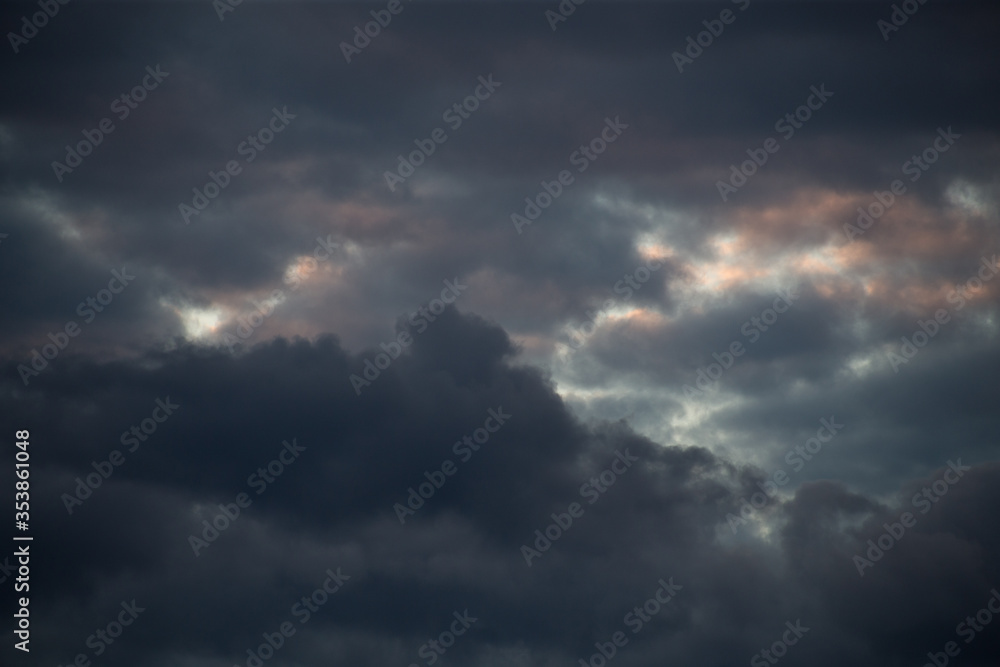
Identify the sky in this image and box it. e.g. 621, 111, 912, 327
1, 1, 1000, 666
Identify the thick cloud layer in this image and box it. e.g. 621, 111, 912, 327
2, 311, 999, 666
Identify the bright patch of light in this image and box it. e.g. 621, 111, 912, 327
634, 231, 676, 263
945, 179, 994, 217
164, 300, 225, 339
282, 238, 361, 289
839, 349, 883, 380
283, 255, 320, 287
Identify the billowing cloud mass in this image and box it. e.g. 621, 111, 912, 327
1, 1, 999, 666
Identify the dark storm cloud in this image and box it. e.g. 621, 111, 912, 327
1, 309, 999, 666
